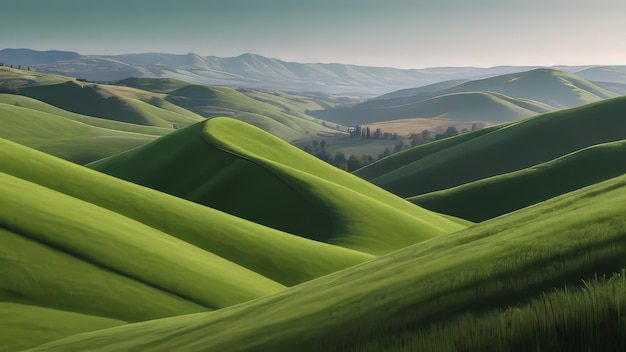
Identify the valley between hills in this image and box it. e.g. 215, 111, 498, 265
0, 50, 625, 351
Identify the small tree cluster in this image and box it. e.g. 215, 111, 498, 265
350, 126, 398, 140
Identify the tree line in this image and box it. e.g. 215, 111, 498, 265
303, 123, 485, 172
0, 62, 32, 71
302, 139, 373, 172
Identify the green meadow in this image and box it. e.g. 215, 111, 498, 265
26, 173, 626, 351
0, 66, 625, 351
410, 139, 626, 221
119, 77, 342, 141
90, 117, 465, 254
0, 98, 159, 163
359, 96, 626, 197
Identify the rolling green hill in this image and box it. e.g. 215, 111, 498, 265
312, 68, 616, 126
0, 136, 373, 287
0, 66, 70, 88
0, 101, 159, 164
358, 96, 626, 198
18, 81, 203, 128
28, 173, 626, 351
576, 65, 626, 85
441, 68, 616, 108
0, 94, 172, 136
119, 77, 343, 142
374, 79, 468, 100
0, 303, 125, 352
409, 139, 626, 222
353, 124, 507, 180
117, 77, 192, 93
90, 117, 466, 255
313, 91, 551, 125
0, 135, 381, 350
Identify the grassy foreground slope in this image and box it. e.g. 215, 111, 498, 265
0, 169, 284, 350
0, 303, 125, 352
360, 96, 626, 197
410, 139, 626, 221
91, 118, 466, 254
31, 174, 626, 352
0, 137, 372, 286
0, 171, 284, 309
0, 101, 159, 163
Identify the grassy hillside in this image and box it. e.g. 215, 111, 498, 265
0, 94, 171, 136
119, 77, 343, 142
354, 124, 507, 180
312, 68, 616, 126
442, 68, 617, 108
30, 173, 626, 351
18, 81, 203, 128
0, 303, 125, 352
90, 118, 466, 255
0, 101, 158, 163
361, 96, 626, 197
118, 77, 192, 93
592, 80, 626, 95
374, 79, 468, 100
0, 171, 285, 309
0, 135, 384, 350
0, 137, 373, 287
0, 66, 69, 88
410, 139, 626, 221
576, 65, 626, 84
313, 91, 549, 125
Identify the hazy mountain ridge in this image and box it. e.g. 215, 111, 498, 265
2, 49, 613, 96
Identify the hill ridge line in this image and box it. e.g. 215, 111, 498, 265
200, 118, 459, 233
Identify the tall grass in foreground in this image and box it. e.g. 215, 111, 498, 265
340, 274, 626, 352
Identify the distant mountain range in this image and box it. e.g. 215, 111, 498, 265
3, 48, 622, 96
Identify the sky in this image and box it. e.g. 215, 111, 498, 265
2, 0, 625, 69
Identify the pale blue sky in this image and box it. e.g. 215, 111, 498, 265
2, 0, 625, 68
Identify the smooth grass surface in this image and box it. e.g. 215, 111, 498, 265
204, 117, 467, 253
30, 173, 626, 352
0, 137, 373, 286
0, 226, 207, 321
0, 171, 285, 310
0, 303, 125, 352
410, 139, 626, 221
442, 68, 617, 108
366, 96, 626, 197
0, 102, 158, 163
18, 81, 203, 128
164, 84, 336, 141
314, 91, 546, 125
0, 94, 172, 136
0, 67, 69, 87
91, 118, 466, 255
354, 124, 506, 179
313, 68, 616, 126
